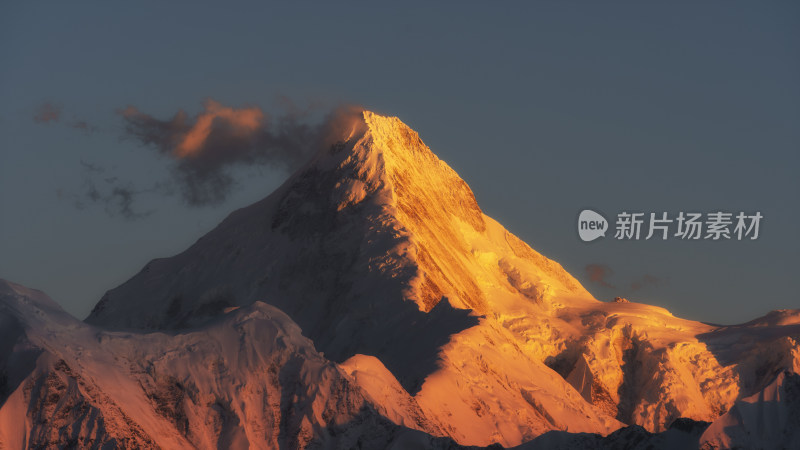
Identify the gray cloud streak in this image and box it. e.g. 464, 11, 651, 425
585, 263, 616, 289
73, 160, 153, 220
630, 274, 663, 291
33, 102, 61, 123
118, 99, 363, 206
33, 102, 97, 133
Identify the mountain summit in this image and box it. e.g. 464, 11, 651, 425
4, 111, 798, 448
88, 111, 587, 325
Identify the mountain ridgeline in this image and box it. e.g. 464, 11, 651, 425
2, 111, 798, 449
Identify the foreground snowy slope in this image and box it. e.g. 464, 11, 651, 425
5, 279, 797, 449
0, 280, 456, 449
82, 111, 800, 447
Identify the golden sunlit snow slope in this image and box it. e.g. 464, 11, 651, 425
355, 113, 791, 445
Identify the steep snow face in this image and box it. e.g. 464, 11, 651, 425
0, 281, 193, 449
81, 111, 800, 447
700, 370, 800, 449
0, 280, 448, 449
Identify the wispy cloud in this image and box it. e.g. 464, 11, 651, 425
118, 99, 364, 206
585, 263, 616, 288
33, 101, 97, 133
59, 98, 364, 218
33, 102, 61, 123
630, 274, 663, 291
70, 120, 97, 134
71, 160, 154, 220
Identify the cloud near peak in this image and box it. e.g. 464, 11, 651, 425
176, 100, 264, 157
118, 99, 363, 206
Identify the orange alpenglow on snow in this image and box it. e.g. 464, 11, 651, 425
2, 111, 798, 449
175, 100, 264, 157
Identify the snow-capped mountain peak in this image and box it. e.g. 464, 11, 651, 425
4, 111, 798, 448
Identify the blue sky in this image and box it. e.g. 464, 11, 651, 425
1, 2, 798, 323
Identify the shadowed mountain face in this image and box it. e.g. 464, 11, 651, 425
13, 111, 795, 448
85, 112, 490, 393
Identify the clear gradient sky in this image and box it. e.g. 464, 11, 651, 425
1, 2, 798, 324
